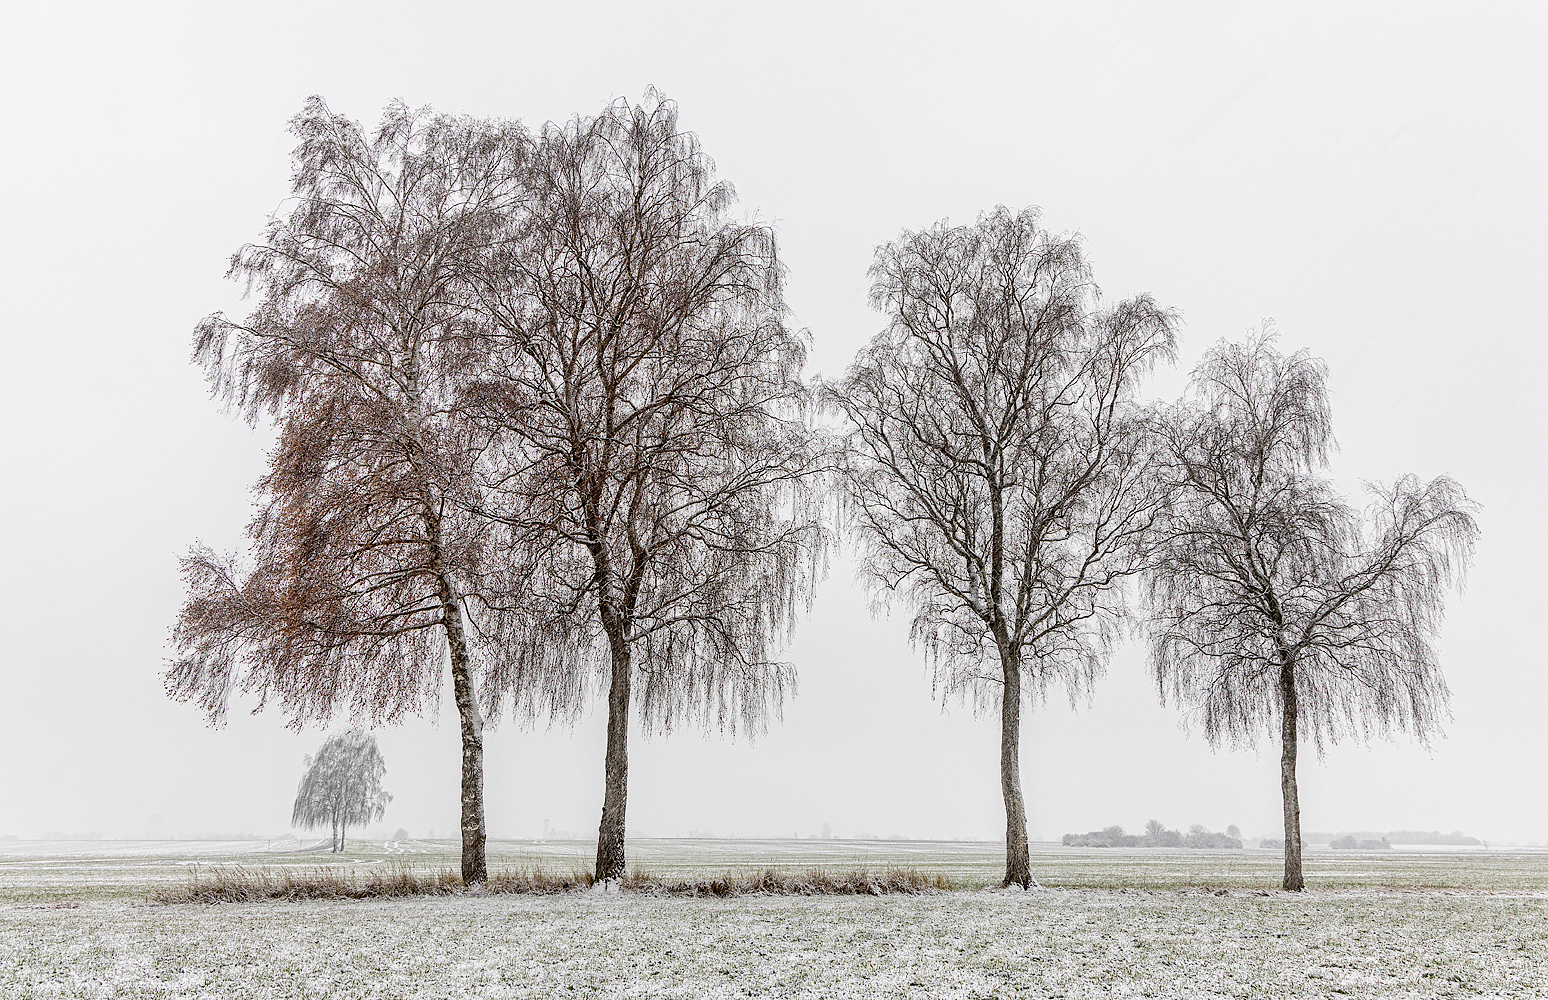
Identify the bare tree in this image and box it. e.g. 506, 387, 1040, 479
1145, 331, 1479, 890
828, 207, 1177, 888
167, 97, 561, 885
463, 90, 827, 883
292, 730, 391, 851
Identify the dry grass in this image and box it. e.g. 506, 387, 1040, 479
151, 863, 952, 904
151, 864, 466, 904
624, 866, 953, 896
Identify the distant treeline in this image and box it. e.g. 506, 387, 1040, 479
1386, 830, 1482, 846
1062, 822, 1242, 849
1262, 830, 1481, 849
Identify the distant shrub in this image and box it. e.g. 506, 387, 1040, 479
1386, 830, 1480, 846
1062, 821, 1241, 849
1330, 836, 1391, 850
1184, 824, 1244, 849
1258, 838, 1284, 850
1062, 825, 1140, 848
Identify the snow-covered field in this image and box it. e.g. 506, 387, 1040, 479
4, 840, 1547, 997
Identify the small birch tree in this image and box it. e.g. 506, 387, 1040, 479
829, 207, 1177, 888
292, 730, 391, 852
1145, 332, 1479, 890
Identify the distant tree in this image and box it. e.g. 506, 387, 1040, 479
1145, 332, 1478, 890
167, 97, 568, 885
1138, 820, 1183, 847
292, 730, 391, 851
829, 207, 1176, 888
463, 90, 827, 882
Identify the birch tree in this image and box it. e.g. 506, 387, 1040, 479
1145, 332, 1479, 890
464, 91, 827, 883
167, 97, 563, 885
292, 730, 391, 852
829, 207, 1177, 888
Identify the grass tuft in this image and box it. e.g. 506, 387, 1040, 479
152, 863, 951, 904
482, 867, 596, 894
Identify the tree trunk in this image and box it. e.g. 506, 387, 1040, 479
443, 602, 488, 885
431, 560, 486, 884
414, 383, 487, 886
339, 825, 346, 853
595, 625, 633, 883
1000, 646, 1034, 888
1279, 656, 1304, 891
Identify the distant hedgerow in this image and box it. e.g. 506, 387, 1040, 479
1062, 821, 1243, 849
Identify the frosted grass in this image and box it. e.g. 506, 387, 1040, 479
5, 840, 1547, 997
4, 890, 1546, 998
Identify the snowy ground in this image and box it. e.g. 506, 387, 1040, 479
4, 840, 1547, 997
5, 837, 1547, 901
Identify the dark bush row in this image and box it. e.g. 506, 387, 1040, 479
1330, 835, 1391, 850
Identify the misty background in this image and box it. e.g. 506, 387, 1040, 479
1, 2, 1543, 845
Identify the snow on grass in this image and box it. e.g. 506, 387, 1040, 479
5, 841, 1548, 997
3, 890, 1546, 998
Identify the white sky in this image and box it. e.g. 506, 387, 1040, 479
1, 2, 1544, 845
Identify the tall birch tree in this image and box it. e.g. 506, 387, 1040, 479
168, 98, 561, 885
1145, 332, 1478, 890
463, 91, 827, 883
829, 207, 1177, 888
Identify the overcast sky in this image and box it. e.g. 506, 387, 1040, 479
2, 2, 1544, 846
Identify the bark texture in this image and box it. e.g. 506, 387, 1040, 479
1000, 648, 1033, 888
1279, 658, 1304, 891
439, 575, 487, 885
595, 630, 633, 883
